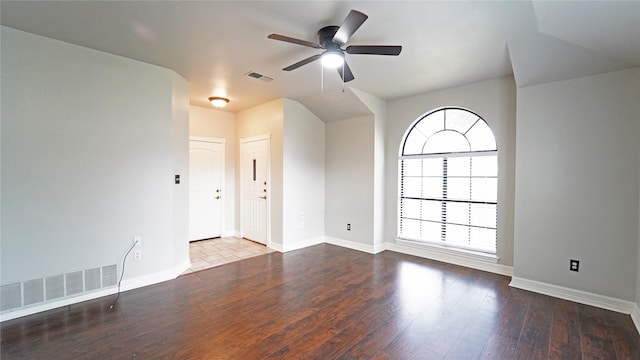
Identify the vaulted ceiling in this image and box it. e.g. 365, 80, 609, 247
2, 1, 638, 121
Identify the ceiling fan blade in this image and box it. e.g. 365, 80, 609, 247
337, 61, 355, 82
268, 34, 321, 49
346, 45, 402, 56
333, 10, 368, 44
283, 54, 323, 71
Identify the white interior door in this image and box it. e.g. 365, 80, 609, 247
241, 137, 269, 245
189, 139, 224, 241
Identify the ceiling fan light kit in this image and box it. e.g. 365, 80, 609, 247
321, 50, 344, 68
208, 96, 229, 108
268, 9, 402, 83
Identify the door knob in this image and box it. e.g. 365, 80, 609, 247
215, 196, 221, 199
259, 196, 267, 200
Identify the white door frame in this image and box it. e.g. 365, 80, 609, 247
240, 134, 271, 247
189, 136, 225, 240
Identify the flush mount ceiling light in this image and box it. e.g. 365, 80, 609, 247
208, 96, 229, 108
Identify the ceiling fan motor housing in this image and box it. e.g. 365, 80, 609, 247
317, 26, 341, 48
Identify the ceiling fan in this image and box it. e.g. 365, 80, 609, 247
268, 10, 402, 82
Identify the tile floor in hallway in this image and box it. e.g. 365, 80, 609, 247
182, 236, 275, 275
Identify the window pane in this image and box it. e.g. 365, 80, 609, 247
446, 201, 469, 226
445, 108, 478, 134
471, 156, 497, 177
469, 227, 496, 251
403, 131, 428, 155
400, 218, 421, 239
424, 131, 470, 154
416, 110, 444, 138
446, 178, 471, 201
400, 198, 421, 219
447, 157, 471, 177
422, 158, 443, 177
469, 203, 497, 228
444, 223, 469, 246
401, 159, 422, 177
422, 178, 443, 199
422, 200, 441, 222
404, 158, 444, 177
471, 178, 497, 202
421, 221, 442, 242
467, 120, 496, 151
402, 177, 422, 198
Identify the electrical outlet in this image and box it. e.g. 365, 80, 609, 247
134, 250, 142, 261
134, 235, 142, 246
347, 223, 351, 231
570, 259, 579, 272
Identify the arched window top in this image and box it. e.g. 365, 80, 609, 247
402, 107, 496, 156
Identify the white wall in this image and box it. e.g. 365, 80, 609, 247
1, 27, 189, 289
282, 99, 325, 249
171, 73, 190, 269
385, 76, 517, 266
352, 89, 387, 249
514, 68, 640, 301
235, 99, 284, 247
325, 115, 375, 246
638, 149, 640, 309
189, 105, 236, 236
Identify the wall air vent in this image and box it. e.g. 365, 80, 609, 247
245, 71, 274, 82
46, 275, 64, 300
0, 283, 21, 311
0, 264, 118, 314
23, 279, 44, 305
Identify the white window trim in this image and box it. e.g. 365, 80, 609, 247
399, 149, 497, 160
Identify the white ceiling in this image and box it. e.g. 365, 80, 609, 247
1, 1, 638, 121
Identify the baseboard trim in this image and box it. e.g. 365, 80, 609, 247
631, 303, 640, 334
509, 276, 636, 314
324, 236, 385, 254
222, 230, 240, 238
269, 242, 284, 253
120, 258, 191, 292
385, 241, 513, 276
281, 236, 325, 252
0, 259, 191, 323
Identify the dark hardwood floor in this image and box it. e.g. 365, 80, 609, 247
2, 244, 639, 359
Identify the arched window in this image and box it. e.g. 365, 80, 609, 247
399, 107, 498, 254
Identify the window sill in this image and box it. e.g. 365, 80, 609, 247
395, 238, 499, 264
